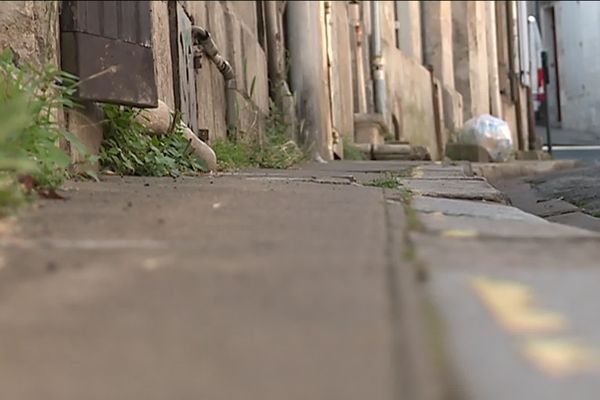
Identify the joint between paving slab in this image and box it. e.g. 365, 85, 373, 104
382, 187, 463, 400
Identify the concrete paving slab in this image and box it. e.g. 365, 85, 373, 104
411, 165, 470, 180
416, 212, 596, 239
473, 160, 581, 181
412, 196, 544, 222
547, 212, 600, 233
399, 178, 508, 203
536, 199, 581, 217
0, 173, 401, 400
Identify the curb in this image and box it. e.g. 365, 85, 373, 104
470, 159, 582, 181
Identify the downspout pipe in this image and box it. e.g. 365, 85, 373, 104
192, 26, 237, 139
371, 1, 386, 116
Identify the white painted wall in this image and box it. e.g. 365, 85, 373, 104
545, 1, 600, 133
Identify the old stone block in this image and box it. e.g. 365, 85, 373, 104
66, 101, 104, 170
399, 178, 507, 203
221, 0, 257, 35
150, 0, 175, 110
354, 113, 385, 144
240, 23, 269, 114
442, 85, 463, 138
235, 92, 264, 139
515, 150, 552, 161
224, 11, 246, 95
445, 143, 492, 163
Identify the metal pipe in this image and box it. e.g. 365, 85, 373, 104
370, 1, 386, 116
192, 26, 237, 138
541, 50, 552, 154
349, 1, 367, 114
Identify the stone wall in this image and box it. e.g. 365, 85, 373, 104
328, 1, 354, 156
0, 1, 60, 66
378, 1, 445, 159
150, 1, 175, 111
0, 1, 104, 166
386, 48, 440, 159
452, 1, 490, 121
0, 0, 269, 158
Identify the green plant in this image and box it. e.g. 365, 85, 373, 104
256, 102, 304, 169
99, 105, 207, 177
342, 137, 366, 160
0, 48, 89, 215
213, 99, 304, 171
574, 199, 589, 209
211, 137, 256, 171
366, 176, 399, 189
365, 170, 411, 189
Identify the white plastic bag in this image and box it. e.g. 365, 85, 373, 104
457, 114, 513, 162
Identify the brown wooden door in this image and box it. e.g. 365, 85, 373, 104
60, 1, 158, 108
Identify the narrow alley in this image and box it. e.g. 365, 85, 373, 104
3, 0, 600, 398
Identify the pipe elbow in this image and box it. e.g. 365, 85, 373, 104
191, 26, 209, 43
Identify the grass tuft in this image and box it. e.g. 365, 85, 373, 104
213, 99, 305, 171
342, 137, 366, 161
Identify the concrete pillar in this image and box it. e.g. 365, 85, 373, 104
287, 1, 333, 160
486, 1, 502, 118
452, 1, 490, 120
422, 1, 455, 89
395, 1, 422, 63
485, 1, 502, 118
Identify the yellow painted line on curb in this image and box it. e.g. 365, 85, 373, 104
470, 277, 566, 334
441, 229, 479, 238
523, 338, 598, 377
470, 276, 599, 377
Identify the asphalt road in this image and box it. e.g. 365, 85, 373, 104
536, 125, 600, 165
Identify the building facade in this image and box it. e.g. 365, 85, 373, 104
0, 1, 539, 164
533, 1, 600, 134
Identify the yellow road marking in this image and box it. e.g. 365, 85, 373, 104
470, 277, 566, 334
441, 229, 479, 238
523, 338, 598, 377
470, 276, 599, 377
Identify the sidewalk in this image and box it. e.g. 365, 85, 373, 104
1, 161, 600, 399
0, 161, 440, 400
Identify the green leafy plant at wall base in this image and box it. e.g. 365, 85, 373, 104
99, 105, 207, 177
0, 48, 90, 215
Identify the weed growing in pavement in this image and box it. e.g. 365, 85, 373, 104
366, 175, 399, 189
0, 48, 93, 216
574, 199, 589, 209
365, 169, 415, 189
213, 99, 305, 171
342, 136, 366, 160
99, 105, 207, 177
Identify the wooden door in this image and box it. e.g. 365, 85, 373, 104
60, 1, 158, 108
